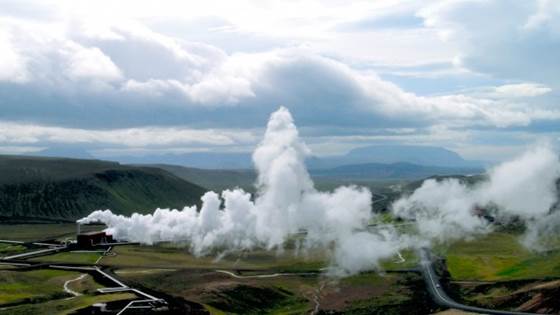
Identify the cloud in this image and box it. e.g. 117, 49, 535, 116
0, 1, 558, 161
0, 28, 29, 82
0, 122, 256, 147
2, 29, 552, 131
464, 83, 553, 99
492, 83, 552, 98
418, 0, 560, 84
0, 17, 124, 87
65, 44, 122, 81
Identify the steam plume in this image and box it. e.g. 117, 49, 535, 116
392, 145, 560, 248
79, 107, 401, 274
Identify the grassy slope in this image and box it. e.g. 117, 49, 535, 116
0, 224, 102, 241
0, 269, 81, 305
30, 252, 102, 264
100, 244, 327, 271
0, 155, 207, 221
444, 232, 560, 281
0, 292, 136, 315
0, 264, 136, 315
120, 267, 437, 315
151, 164, 257, 192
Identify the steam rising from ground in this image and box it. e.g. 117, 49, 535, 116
79, 107, 560, 274
392, 146, 560, 249
79, 107, 402, 274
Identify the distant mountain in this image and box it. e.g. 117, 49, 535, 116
0, 155, 206, 222
347, 145, 468, 166
106, 145, 484, 170
309, 145, 483, 169
312, 162, 482, 181
154, 161, 482, 193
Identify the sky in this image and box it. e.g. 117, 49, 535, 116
0, 0, 559, 162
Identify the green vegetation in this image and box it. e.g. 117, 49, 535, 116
0, 292, 136, 315
0, 269, 79, 305
30, 251, 102, 264
116, 253, 438, 315
154, 164, 256, 192
101, 244, 327, 271
0, 155, 207, 221
0, 244, 26, 257
325, 273, 437, 315
0, 224, 101, 241
0, 267, 135, 315
444, 232, 560, 281
205, 285, 308, 314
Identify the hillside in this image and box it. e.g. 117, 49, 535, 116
0, 156, 207, 222
151, 164, 256, 192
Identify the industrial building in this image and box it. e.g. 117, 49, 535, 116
76, 231, 114, 249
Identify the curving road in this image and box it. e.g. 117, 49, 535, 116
419, 248, 540, 315
63, 274, 87, 298
215, 269, 318, 279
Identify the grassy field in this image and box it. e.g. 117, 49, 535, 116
0, 292, 136, 315
119, 266, 438, 314
101, 244, 328, 271
0, 269, 80, 305
4, 223, 560, 313
0, 244, 26, 257
0, 224, 102, 242
0, 268, 136, 315
30, 251, 102, 265
443, 232, 560, 281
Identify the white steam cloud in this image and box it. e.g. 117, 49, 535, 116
79, 107, 401, 274
79, 107, 560, 273
392, 146, 560, 248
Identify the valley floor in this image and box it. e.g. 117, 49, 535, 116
0, 224, 559, 314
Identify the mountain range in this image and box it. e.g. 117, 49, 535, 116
63, 145, 487, 170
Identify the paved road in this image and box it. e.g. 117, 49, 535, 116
419, 248, 540, 315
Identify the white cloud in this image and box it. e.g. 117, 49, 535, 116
65, 44, 122, 81
0, 0, 558, 162
463, 82, 553, 99
0, 122, 256, 147
493, 83, 552, 98
0, 28, 28, 82
418, 0, 560, 84
0, 17, 123, 86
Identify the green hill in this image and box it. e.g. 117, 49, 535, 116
149, 164, 256, 192
0, 156, 207, 222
